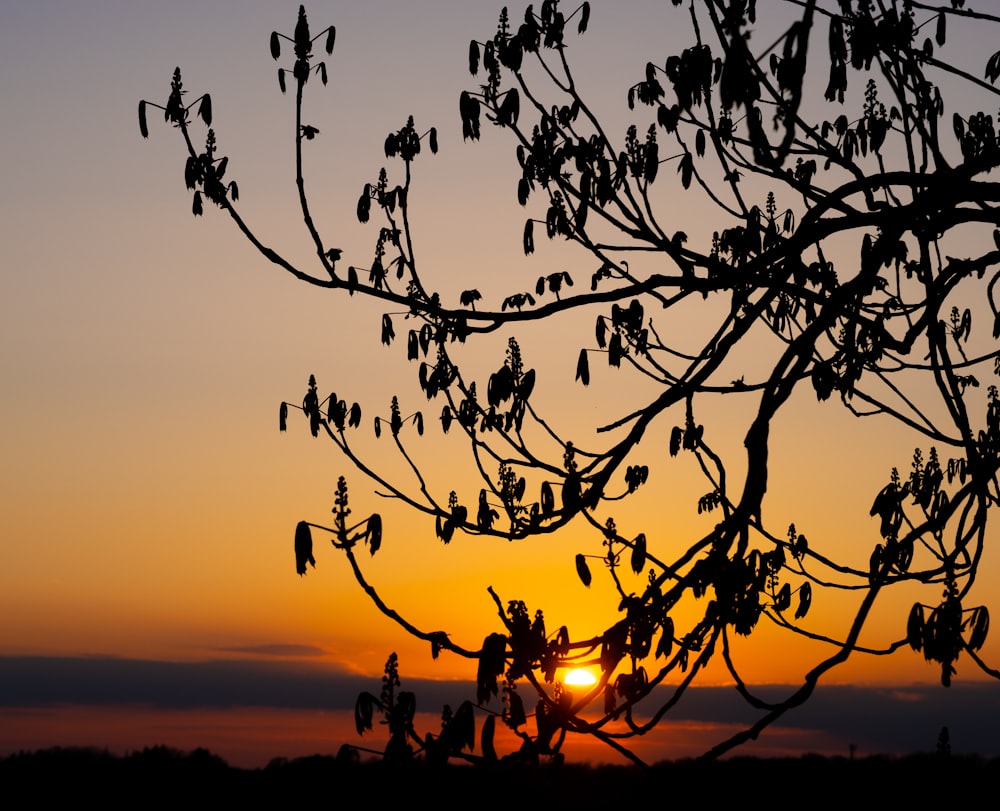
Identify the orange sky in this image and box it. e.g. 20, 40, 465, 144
3, 0, 1000, 765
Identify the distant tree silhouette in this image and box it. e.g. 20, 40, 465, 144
142, 1, 1000, 765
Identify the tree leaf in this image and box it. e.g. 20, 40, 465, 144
576, 348, 590, 385
575, 553, 592, 587
295, 521, 315, 575
488, 365, 514, 407
518, 368, 535, 400
794, 582, 812, 619
357, 184, 371, 223
669, 426, 682, 457
197, 94, 212, 126
459, 91, 481, 140
325, 26, 336, 55
540, 481, 555, 516
476, 633, 507, 704
497, 89, 520, 127
354, 692, 376, 734
138, 100, 149, 138
631, 533, 647, 574
595, 317, 607, 349
481, 714, 497, 761
969, 606, 989, 650
644, 140, 659, 183
656, 617, 674, 658
678, 152, 693, 189
367, 513, 382, 555
906, 603, 924, 652
987, 50, 1000, 84
270, 31, 281, 60
608, 333, 622, 367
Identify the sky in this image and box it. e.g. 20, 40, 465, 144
2, 0, 1000, 767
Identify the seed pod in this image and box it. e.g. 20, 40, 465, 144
469, 40, 480, 75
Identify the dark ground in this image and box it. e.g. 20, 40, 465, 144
3, 746, 997, 808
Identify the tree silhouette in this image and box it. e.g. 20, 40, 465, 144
141, 1, 1000, 765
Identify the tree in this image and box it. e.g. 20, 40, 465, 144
141, 0, 1000, 765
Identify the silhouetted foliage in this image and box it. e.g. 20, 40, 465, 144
143, 2, 1000, 764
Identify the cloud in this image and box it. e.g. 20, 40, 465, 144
1, 656, 998, 756
215, 644, 326, 658
0, 656, 471, 712
637, 682, 1000, 756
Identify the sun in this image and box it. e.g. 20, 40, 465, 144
563, 668, 598, 687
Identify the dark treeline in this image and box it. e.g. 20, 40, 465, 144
3, 746, 999, 806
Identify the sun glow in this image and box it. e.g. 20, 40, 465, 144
563, 668, 598, 687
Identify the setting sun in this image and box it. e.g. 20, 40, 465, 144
563, 669, 598, 688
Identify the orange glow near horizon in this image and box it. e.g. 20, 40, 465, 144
0, 705, 860, 768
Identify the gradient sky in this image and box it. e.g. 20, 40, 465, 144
3, 0, 1000, 766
